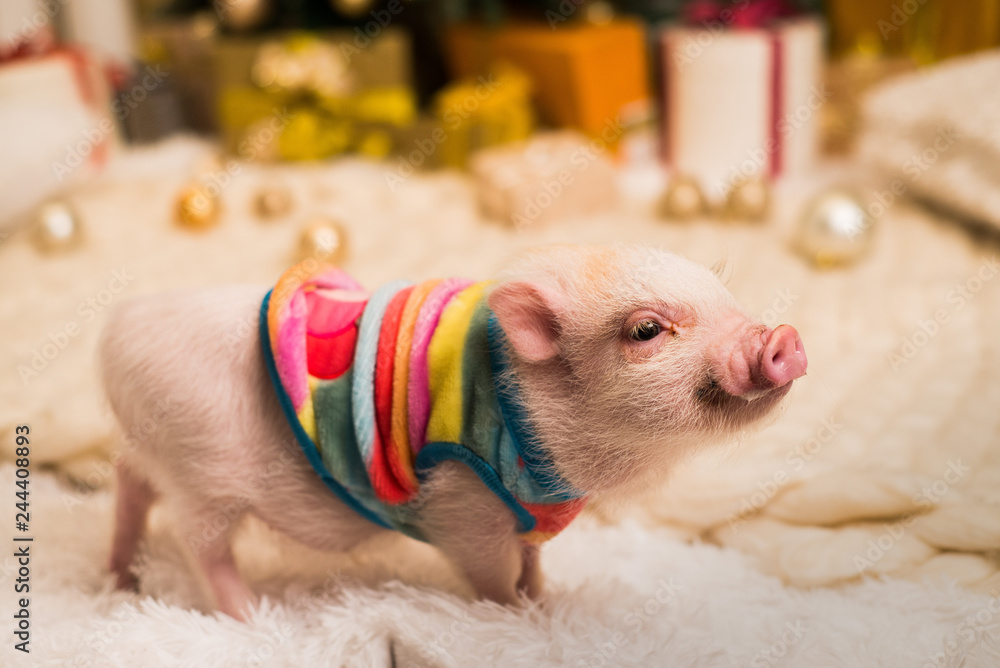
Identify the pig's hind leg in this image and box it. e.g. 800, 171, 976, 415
109, 460, 158, 589
111, 459, 257, 620
176, 497, 257, 621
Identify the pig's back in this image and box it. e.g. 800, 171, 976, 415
99, 286, 279, 489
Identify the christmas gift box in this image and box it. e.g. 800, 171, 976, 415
0, 46, 117, 229
213, 28, 411, 93
470, 131, 619, 228
443, 20, 649, 144
660, 2, 825, 199
138, 15, 220, 133
214, 30, 416, 160
431, 64, 534, 170
825, 0, 1000, 62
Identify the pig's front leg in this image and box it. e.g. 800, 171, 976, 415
516, 543, 543, 599
416, 462, 538, 605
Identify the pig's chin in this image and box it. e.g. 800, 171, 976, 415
696, 376, 792, 423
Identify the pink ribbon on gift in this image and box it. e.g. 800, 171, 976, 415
683, 0, 797, 29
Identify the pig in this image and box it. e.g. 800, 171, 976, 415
99, 244, 806, 620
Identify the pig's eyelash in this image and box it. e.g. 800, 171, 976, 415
710, 258, 733, 284
620, 311, 684, 341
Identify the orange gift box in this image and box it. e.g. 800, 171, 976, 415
443, 21, 649, 143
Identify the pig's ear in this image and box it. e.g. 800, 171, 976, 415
489, 282, 563, 362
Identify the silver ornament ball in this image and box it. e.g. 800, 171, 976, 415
794, 189, 874, 268
33, 201, 83, 252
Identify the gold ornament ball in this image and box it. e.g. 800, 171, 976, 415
33, 201, 83, 252
661, 175, 706, 220
216, 0, 271, 31
794, 189, 874, 268
255, 186, 294, 220
298, 218, 348, 265
176, 184, 221, 230
584, 0, 615, 25
725, 178, 771, 221
331, 0, 374, 18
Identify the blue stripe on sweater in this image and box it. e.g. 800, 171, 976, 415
351, 280, 412, 468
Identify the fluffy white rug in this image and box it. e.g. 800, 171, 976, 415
4, 133, 1000, 663
5, 463, 1000, 668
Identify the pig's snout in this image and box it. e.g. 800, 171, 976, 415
711, 323, 807, 399
760, 324, 807, 388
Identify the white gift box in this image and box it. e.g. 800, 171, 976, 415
0, 49, 117, 229
660, 16, 825, 200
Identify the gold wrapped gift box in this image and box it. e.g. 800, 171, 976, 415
215, 31, 536, 168
430, 64, 535, 169
215, 31, 416, 160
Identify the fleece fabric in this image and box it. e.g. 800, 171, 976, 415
260, 262, 586, 543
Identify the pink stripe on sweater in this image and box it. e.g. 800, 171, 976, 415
276, 292, 310, 410
273, 268, 364, 411
407, 278, 473, 453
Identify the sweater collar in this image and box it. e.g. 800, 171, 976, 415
487, 311, 585, 502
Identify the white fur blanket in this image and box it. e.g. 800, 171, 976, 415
5, 463, 1000, 667
4, 136, 1000, 590
860, 50, 1000, 233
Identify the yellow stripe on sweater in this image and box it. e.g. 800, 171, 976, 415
298, 376, 320, 441
425, 282, 489, 444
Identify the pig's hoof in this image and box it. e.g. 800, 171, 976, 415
218, 598, 258, 622
111, 566, 139, 591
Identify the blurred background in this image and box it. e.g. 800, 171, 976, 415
5, 0, 1000, 245
4, 0, 1000, 222
4, 0, 1000, 592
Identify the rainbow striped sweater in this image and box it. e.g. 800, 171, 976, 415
260, 262, 586, 543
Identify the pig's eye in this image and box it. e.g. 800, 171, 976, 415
628, 320, 661, 341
